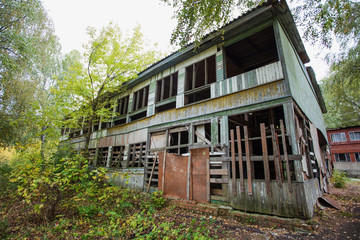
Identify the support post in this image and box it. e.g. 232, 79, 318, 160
244, 126, 252, 195
230, 130, 237, 196
236, 126, 244, 193
260, 123, 271, 196
280, 120, 292, 192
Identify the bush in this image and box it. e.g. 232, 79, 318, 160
332, 169, 348, 188
9, 144, 109, 221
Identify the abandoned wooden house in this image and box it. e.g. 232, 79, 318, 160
62, 0, 331, 218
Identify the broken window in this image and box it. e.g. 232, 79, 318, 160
128, 142, 146, 167
224, 26, 279, 78
155, 72, 178, 113
132, 86, 149, 112
113, 96, 129, 126
97, 147, 109, 167
130, 86, 149, 122
168, 126, 189, 154
109, 146, 126, 168
184, 55, 216, 105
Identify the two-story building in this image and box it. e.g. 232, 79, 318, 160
327, 126, 360, 177
62, 0, 330, 218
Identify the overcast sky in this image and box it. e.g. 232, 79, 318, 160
43, 0, 329, 80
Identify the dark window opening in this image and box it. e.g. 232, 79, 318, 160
169, 128, 189, 154
130, 111, 147, 122
156, 72, 178, 102
113, 118, 126, 126
155, 101, 176, 114
185, 87, 211, 105
185, 55, 216, 91
132, 86, 149, 112
225, 26, 279, 78
116, 96, 129, 116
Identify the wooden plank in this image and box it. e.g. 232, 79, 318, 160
230, 130, 237, 196
211, 155, 302, 161
275, 132, 284, 181
187, 152, 191, 200
260, 123, 271, 196
210, 169, 228, 175
236, 126, 244, 193
206, 153, 210, 202
210, 178, 229, 184
146, 153, 157, 193
280, 120, 292, 192
271, 124, 282, 186
195, 130, 211, 145
169, 74, 173, 97
244, 126, 252, 195
162, 150, 166, 192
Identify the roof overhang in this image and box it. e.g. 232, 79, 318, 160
127, 0, 309, 88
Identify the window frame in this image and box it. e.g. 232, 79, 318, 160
349, 131, 360, 141
334, 153, 351, 162
330, 132, 347, 143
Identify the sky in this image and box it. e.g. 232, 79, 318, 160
43, 0, 329, 80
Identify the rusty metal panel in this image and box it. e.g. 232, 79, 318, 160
158, 152, 188, 199
190, 148, 209, 203
98, 136, 115, 148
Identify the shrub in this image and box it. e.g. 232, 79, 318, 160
332, 169, 348, 188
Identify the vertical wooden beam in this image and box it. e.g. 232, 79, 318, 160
147, 153, 157, 193
187, 151, 191, 200
275, 132, 284, 181
271, 124, 282, 186
192, 64, 196, 89
205, 58, 208, 85
206, 153, 210, 202
162, 150, 166, 192
177, 131, 181, 155
230, 130, 237, 196
280, 120, 292, 192
131, 144, 136, 167
260, 123, 271, 196
160, 78, 165, 101
169, 74, 173, 97
244, 126, 252, 195
236, 126, 244, 193
138, 142, 143, 167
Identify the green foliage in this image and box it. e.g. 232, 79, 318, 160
321, 42, 360, 128
332, 169, 348, 188
57, 23, 163, 154
0, 0, 62, 147
163, 0, 360, 49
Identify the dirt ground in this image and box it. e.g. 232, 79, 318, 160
164, 179, 360, 239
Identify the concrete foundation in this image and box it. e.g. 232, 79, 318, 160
106, 168, 144, 190
334, 162, 360, 178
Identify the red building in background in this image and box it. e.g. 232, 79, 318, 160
327, 126, 360, 177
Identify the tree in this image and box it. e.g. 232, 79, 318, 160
0, 0, 61, 147
58, 23, 162, 157
321, 42, 360, 128
161, 0, 360, 50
